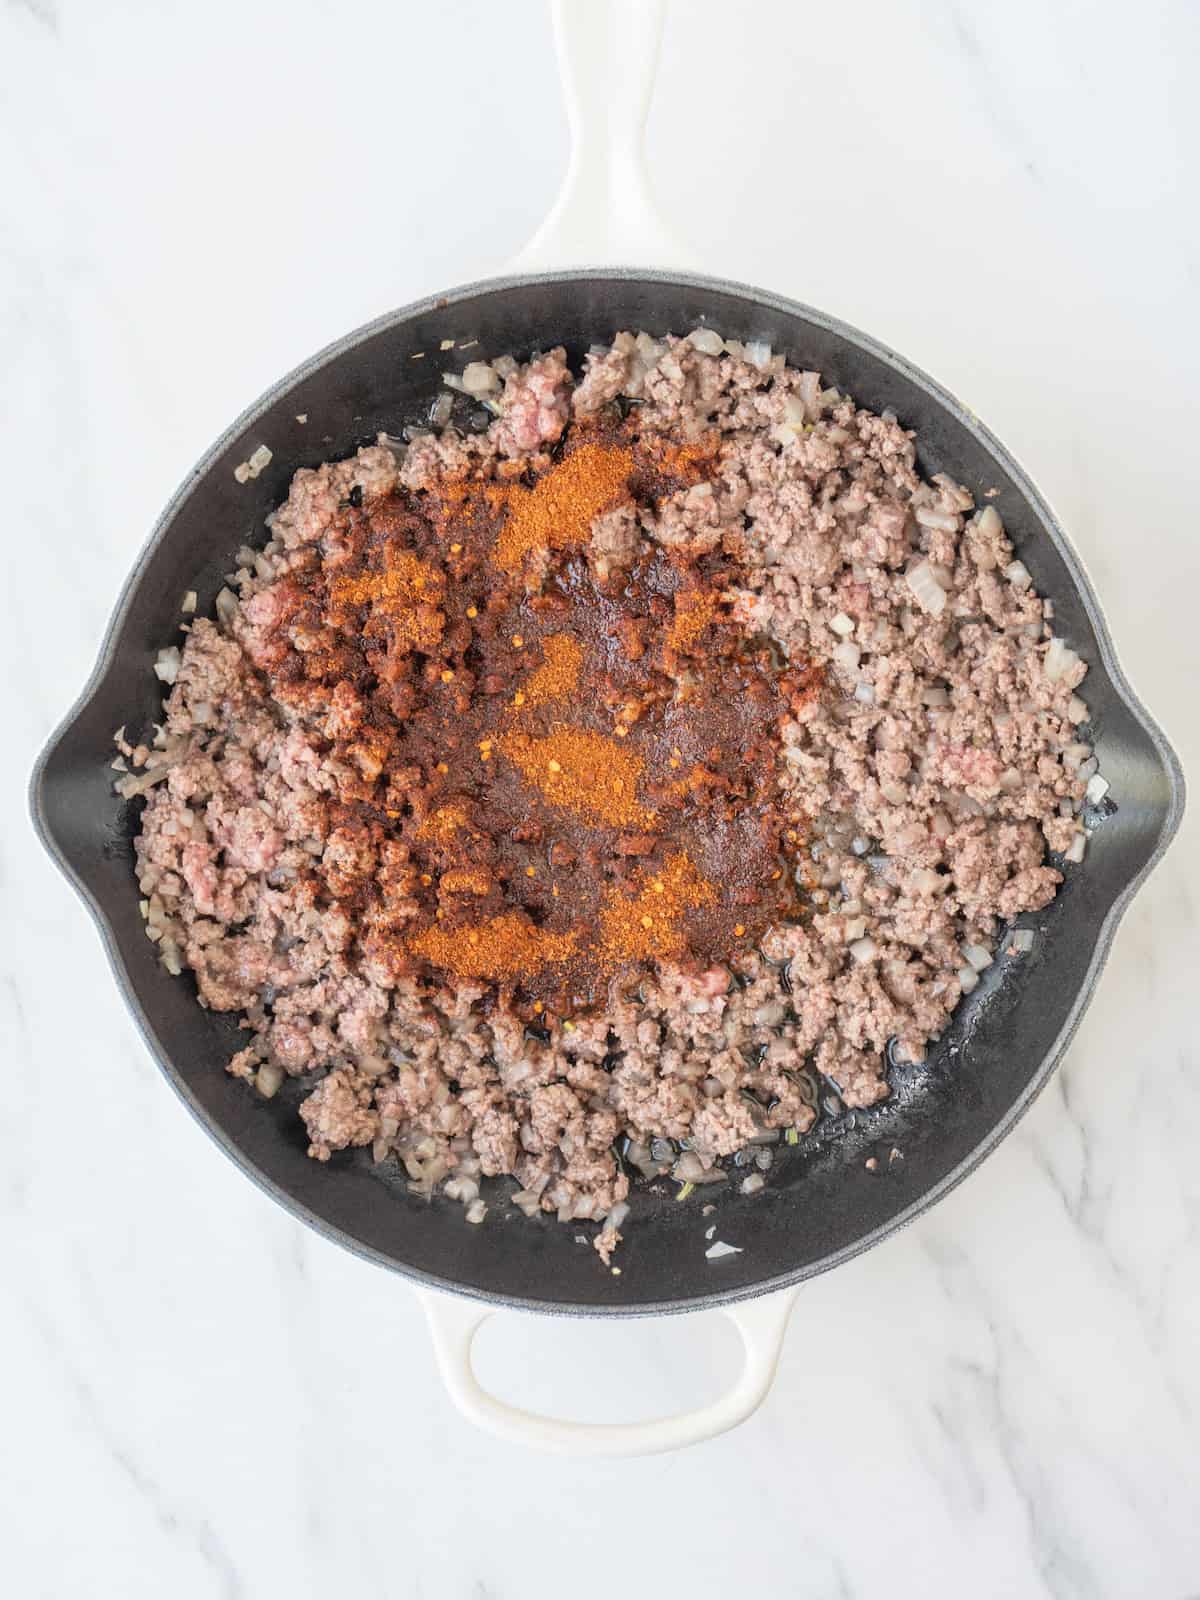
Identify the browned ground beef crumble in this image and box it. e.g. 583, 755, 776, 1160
124, 330, 1093, 1263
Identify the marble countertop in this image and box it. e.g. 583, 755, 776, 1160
4, 1, 1197, 1595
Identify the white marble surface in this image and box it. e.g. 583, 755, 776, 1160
3, 0, 1198, 1594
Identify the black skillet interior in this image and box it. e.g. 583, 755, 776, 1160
32, 272, 1184, 1315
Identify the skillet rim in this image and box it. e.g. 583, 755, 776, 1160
28, 267, 1187, 1316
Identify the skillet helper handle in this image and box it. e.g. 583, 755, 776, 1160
511, 0, 695, 272
420, 1287, 797, 1458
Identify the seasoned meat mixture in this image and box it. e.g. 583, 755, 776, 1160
122, 331, 1095, 1262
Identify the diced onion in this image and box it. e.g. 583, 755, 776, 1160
465, 1199, 487, 1224
1085, 773, 1110, 804
740, 1173, 765, 1195
256, 1062, 284, 1098
832, 639, 861, 675
915, 507, 959, 533
688, 327, 725, 356
795, 371, 821, 418
154, 647, 182, 684
634, 332, 665, 365
933, 477, 971, 507
905, 560, 947, 616
444, 1176, 480, 1204
961, 942, 992, 972
237, 452, 270, 491
705, 1240, 743, 1260
1010, 928, 1035, 953
848, 936, 877, 964
829, 611, 855, 637
674, 1151, 707, 1183
743, 340, 772, 371
1043, 637, 1080, 682
673, 1151, 726, 1186
957, 966, 979, 994
1006, 560, 1032, 588
776, 394, 807, 433
461, 361, 501, 395
1065, 832, 1087, 863
115, 762, 177, 798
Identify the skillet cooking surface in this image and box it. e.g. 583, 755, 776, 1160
31, 271, 1184, 1314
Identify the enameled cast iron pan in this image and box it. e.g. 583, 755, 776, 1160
29, 2, 1185, 1455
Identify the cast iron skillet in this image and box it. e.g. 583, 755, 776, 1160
30, 264, 1185, 1305
28, 3, 1185, 1452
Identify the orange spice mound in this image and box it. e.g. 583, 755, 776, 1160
328, 548, 439, 608
407, 855, 716, 984
494, 440, 634, 571
327, 548, 445, 653
408, 912, 578, 982
598, 852, 717, 965
416, 802, 470, 842
518, 633, 583, 708
666, 587, 719, 656
497, 726, 656, 829
252, 410, 802, 1008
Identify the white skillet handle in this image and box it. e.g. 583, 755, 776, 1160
511, 0, 695, 272
420, 1287, 796, 1458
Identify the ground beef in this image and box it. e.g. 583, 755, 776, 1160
491, 348, 573, 457
125, 333, 1095, 1261
301, 1067, 380, 1159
